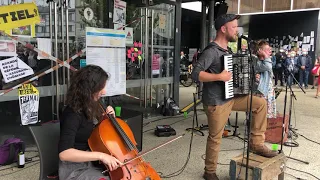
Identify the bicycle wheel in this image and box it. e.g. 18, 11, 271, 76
180, 75, 193, 87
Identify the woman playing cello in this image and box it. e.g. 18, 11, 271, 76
58, 65, 122, 180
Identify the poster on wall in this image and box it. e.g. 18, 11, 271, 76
86, 27, 126, 96
152, 54, 161, 75
113, 0, 126, 25
125, 27, 133, 45
11, 25, 36, 37
0, 57, 34, 83
18, 84, 39, 126
0, 40, 17, 57
37, 38, 52, 59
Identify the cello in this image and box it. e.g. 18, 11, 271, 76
88, 105, 161, 180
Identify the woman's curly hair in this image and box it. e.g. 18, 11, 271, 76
66, 65, 109, 121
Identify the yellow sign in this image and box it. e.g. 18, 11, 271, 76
18, 83, 39, 96
0, 3, 40, 31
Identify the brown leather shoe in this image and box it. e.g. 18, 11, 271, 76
203, 172, 219, 180
250, 144, 278, 158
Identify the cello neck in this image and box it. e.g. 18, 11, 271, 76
107, 114, 137, 151
98, 101, 137, 151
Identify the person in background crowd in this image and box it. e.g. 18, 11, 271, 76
28, 51, 38, 71
255, 40, 277, 119
180, 50, 189, 68
312, 56, 320, 89
271, 51, 276, 80
297, 49, 312, 89
285, 51, 299, 87
192, 48, 200, 66
274, 49, 286, 86
21, 48, 29, 64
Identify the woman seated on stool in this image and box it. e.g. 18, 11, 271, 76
58, 65, 122, 180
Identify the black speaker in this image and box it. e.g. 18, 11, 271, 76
214, 2, 229, 20
120, 108, 143, 152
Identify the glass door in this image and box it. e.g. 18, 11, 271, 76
147, 4, 175, 108
124, 2, 176, 110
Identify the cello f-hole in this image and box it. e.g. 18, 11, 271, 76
124, 165, 132, 180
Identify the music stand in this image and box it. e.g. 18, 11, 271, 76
223, 112, 246, 142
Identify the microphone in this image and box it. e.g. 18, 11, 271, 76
238, 34, 253, 42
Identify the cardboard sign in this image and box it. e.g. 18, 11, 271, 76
18, 83, 39, 125
0, 3, 40, 31
0, 57, 34, 83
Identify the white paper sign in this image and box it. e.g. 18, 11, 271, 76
303, 37, 307, 43
37, 38, 52, 59
125, 27, 133, 45
114, 23, 123, 30
0, 57, 34, 83
302, 44, 310, 51
0, 40, 17, 57
113, 0, 126, 25
311, 38, 314, 46
18, 84, 39, 125
86, 27, 126, 96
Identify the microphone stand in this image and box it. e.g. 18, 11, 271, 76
279, 63, 309, 165
244, 39, 255, 180
185, 92, 206, 136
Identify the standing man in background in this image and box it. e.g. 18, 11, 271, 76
297, 49, 312, 89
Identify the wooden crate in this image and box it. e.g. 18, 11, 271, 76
265, 114, 289, 144
229, 152, 286, 180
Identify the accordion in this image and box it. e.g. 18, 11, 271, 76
224, 54, 251, 99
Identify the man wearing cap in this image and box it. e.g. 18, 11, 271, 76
191, 14, 277, 180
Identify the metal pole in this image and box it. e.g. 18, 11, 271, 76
65, 0, 70, 86
60, 0, 66, 103
150, 9, 154, 107
144, 8, 149, 108
208, 0, 215, 43
199, 1, 207, 99
140, 8, 143, 107
54, 2, 60, 120
49, 1, 54, 121
200, 1, 206, 50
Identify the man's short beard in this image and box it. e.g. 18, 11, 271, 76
227, 35, 237, 42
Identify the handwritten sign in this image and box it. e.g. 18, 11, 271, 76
0, 57, 34, 83
18, 84, 39, 125
0, 3, 40, 31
